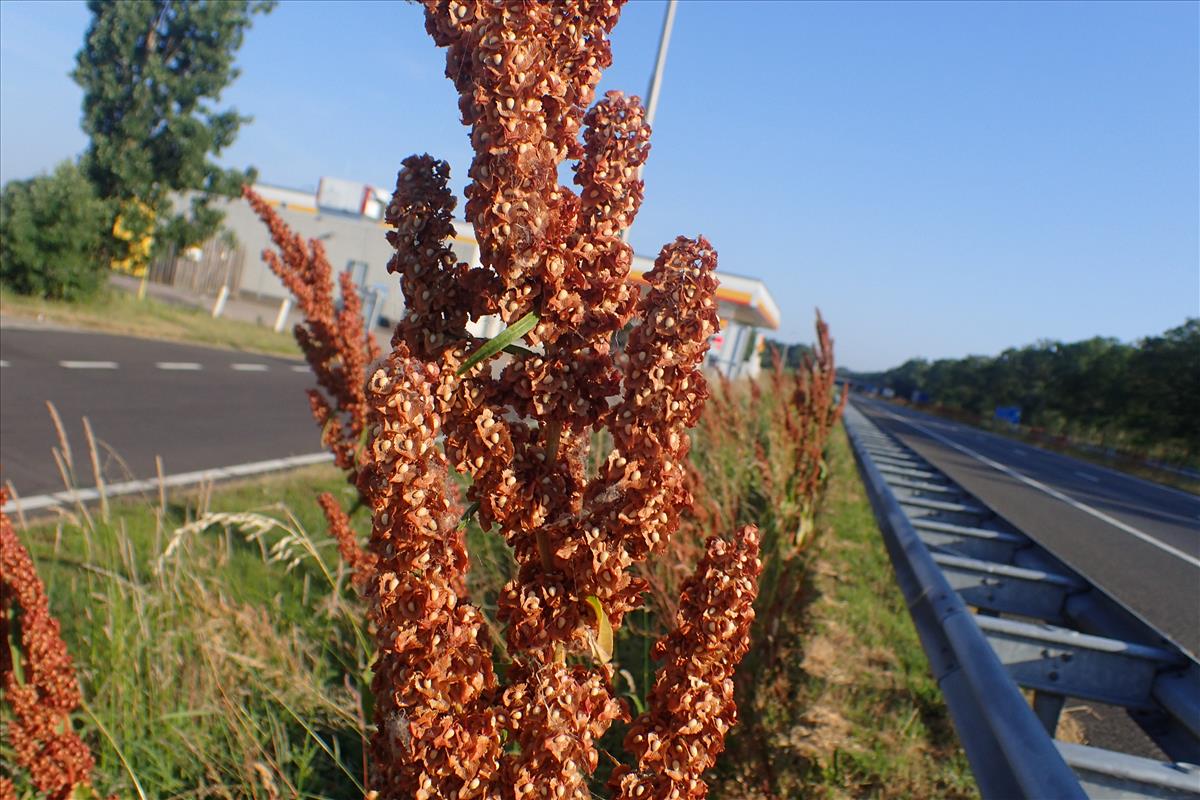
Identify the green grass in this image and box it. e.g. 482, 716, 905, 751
3, 464, 372, 798
0, 283, 302, 358
5, 401, 978, 797
712, 425, 978, 799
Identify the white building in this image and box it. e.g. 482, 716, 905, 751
213, 179, 780, 378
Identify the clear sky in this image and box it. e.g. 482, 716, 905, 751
2, 0, 1197, 371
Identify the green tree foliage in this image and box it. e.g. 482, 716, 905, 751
1126, 321, 1200, 449
0, 161, 110, 300
851, 320, 1200, 460
73, 0, 273, 256
760, 338, 811, 371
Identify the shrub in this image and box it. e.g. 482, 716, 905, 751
0, 161, 109, 301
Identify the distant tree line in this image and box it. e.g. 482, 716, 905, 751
847, 319, 1200, 461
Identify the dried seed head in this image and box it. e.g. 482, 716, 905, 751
1, 490, 99, 797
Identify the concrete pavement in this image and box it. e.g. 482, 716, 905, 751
0, 327, 321, 497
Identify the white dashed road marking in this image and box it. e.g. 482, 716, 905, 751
59, 360, 118, 369
0, 360, 8, 367
156, 362, 202, 371
1075, 471, 1100, 483
231, 363, 269, 372
290, 365, 310, 373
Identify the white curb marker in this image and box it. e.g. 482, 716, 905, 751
9, 452, 335, 514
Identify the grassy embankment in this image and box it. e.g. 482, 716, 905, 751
713, 426, 977, 799
0, 284, 301, 358
4, 462, 371, 797
4, 417, 978, 797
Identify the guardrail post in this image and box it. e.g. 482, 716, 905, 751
1033, 692, 1065, 736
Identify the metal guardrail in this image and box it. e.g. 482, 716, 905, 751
843, 403, 1200, 799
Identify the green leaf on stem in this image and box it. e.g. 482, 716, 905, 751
584, 595, 614, 665
457, 311, 540, 376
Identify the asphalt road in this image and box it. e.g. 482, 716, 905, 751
853, 397, 1200, 658
0, 326, 322, 497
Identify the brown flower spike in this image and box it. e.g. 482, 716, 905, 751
1, 490, 98, 799
243, 187, 381, 581
768, 311, 846, 547
249, 1, 763, 795
356, 350, 505, 799
613, 525, 762, 800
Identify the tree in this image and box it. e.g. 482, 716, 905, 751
1127, 319, 1200, 455
72, 0, 273, 264
760, 338, 811, 371
850, 320, 1199, 461
0, 162, 111, 300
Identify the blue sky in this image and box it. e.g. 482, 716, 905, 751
2, 0, 1196, 371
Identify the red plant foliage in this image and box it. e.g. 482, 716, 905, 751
247, 2, 761, 795
243, 187, 381, 579
613, 525, 762, 800
317, 491, 378, 592
768, 310, 846, 545
349, 1, 760, 795
0, 491, 97, 799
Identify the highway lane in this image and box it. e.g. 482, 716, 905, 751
0, 327, 322, 497
853, 397, 1200, 658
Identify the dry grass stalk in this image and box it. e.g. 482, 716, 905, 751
0, 489, 99, 799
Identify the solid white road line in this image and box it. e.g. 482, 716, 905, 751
231, 363, 269, 371
59, 360, 118, 369
880, 408, 1200, 570
886, 400, 1200, 504
926, 402, 1200, 503
1075, 471, 1100, 483
868, 400, 1200, 506
156, 361, 202, 371
7, 452, 335, 514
